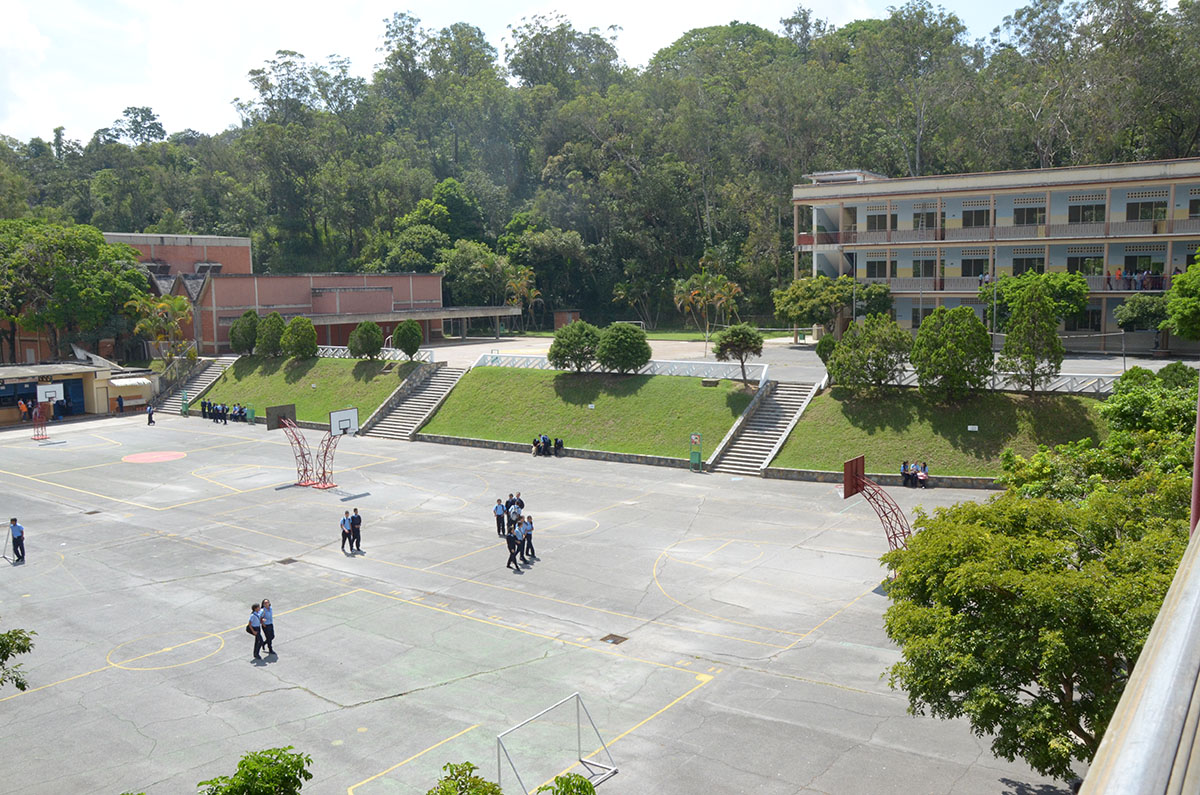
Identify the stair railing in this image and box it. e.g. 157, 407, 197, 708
706, 379, 776, 472
151, 343, 203, 408
406, 366, 467, 441
358, 361, 445, 436
757, 374, 828, 476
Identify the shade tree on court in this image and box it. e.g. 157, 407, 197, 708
198, 746, 314, 795
0, 617, 35, 692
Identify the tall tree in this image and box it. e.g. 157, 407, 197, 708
998, 278, 1064, 393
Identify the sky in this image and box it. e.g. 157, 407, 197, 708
0, 0, 1031, 145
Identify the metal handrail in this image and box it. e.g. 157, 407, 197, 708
758, 374, 828, 474
357, 361, 443, 435
707, 379, 775, 469
316, 345, 433, 362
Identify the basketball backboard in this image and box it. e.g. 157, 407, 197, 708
330, 407, 359, 436
265, 404, 297, 431
37, 384, 60, 403
843, 455, 865, 499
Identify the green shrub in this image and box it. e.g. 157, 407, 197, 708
547, 320, 600, 372
596, 322, 651, 374
255, 311, 286, 357
396, 319, 423, 360
229, 310, 258, 354
1157, 361, 1198, 391
909, 306, 993, 402
348, 320, 384, 359
537, 773, 596, 794
426, 761, 502, 795
198, 746, 313, 795
815, 334, 835, 364
1112, 366, 1157, 396
712, 322, 764, 384
826, 314, 911, 391
281, 316, 318, 359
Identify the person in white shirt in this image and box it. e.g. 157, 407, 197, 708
260, 598, 276, 656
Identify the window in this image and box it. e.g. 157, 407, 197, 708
962, 209, 990, 227
1068, 204, 1105, 224
1190, 198, 1200, 218
911, 307, 935, 329
1012, 257, 1045, 276
1013, 207, 1046, 226
865, 259, 896, 279
912, 211, 943, 230
913, 259, 938, 278
866, 213, 896, 232
1066, 256, 1104, 275
961, 258, 989, 277
1125, 201, 1166, 221
1065, 309, 1102, 332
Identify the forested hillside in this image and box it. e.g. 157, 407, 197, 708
1, 1, 1197, 325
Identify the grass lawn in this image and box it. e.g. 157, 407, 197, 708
122, 359, 166, 373
202, 356, 418, 424
422, 366, 754, 458
771, 387, 1107, 477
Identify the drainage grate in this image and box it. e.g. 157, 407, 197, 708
277, 558, 299, 565
84, 511, 101, 515
600, 634, 628, 645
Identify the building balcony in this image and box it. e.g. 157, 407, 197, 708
798, 218, 1200, 248
856, 274, 1173, 294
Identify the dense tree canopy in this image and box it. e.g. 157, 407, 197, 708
3, 1, 1199, 326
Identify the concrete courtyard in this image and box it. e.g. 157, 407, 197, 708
0, 413, 1067, 794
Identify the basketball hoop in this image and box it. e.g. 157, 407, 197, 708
844, 455, 912, 556
31, 403, 49, 441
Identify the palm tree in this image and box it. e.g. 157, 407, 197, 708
505, 265, 543, 331
126, 294, 192, 366
674, 268, 742, 354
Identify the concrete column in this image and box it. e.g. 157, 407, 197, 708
494, 315, 500, 338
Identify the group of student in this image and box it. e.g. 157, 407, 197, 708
201, 400, 249, 423
493, 492, 537, 572
900, 461, 930, 488
532, 434, 564, 457
1106, 267, 1180, 291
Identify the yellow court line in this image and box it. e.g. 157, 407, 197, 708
346, 724, 480, 794
357, 588, 696, 673
35, 461, 125, 477
422, 542, 503, 570
543, 673, 715, 788
0, 590, 360, 702
780, 587, 875, 653
190, 467, 244, 492
695, 539, 735, 562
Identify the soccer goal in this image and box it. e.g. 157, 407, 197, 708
496, 692, 617, 794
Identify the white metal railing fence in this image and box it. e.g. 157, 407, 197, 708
707, 380, 776, 469
472, 353, 768, 385
317, 345, 433, 363
882, 368, 1119, 395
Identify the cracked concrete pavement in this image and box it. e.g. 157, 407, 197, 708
0, 412, 1069, 794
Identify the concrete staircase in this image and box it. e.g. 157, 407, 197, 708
710, 382, 817, 476
158, 355, 240, 415
363, 367, 467, 440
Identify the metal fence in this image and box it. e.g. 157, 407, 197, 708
316, 345, 433, 362
885, 368, 1118, 395
472, 353, 768, 385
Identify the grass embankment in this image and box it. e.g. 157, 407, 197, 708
422, 366, 753, 458
203, 356, 417, 424
771, 387, 1107, 477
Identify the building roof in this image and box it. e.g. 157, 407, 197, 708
103, 233, 251, 247
793, 157, 1200, 202
0, 362, 106, 381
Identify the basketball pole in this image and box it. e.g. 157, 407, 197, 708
2, 531, 11, 563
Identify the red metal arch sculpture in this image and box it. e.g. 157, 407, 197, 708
312, 431, 342, 490
844, 455, 912, 553
280, 418, 317, 487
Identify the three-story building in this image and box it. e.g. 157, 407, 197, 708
792, 158, 1200, 352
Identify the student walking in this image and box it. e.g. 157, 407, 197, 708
493, 499, 506, 536
248, 603, 265, 660
9, 518, 25, 563
522, 515, 536, 560
350, 508, 363, 553
260, 598, 276, 656
146, 404, 155, 425
340, 511, 352, 553
514, 520, 529, 565
505, 526, 521, 572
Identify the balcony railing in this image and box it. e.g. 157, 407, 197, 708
797, 218, 1200, 247
854, 274, 1173, 293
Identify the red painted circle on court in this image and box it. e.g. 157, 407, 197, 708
122, 451, 187, 464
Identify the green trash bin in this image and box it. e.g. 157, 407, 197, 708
247, 407, 256, 424
690, 451, 702, 472
181, 399, 189, 415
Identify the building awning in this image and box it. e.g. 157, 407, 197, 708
110, 377, 152, 387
